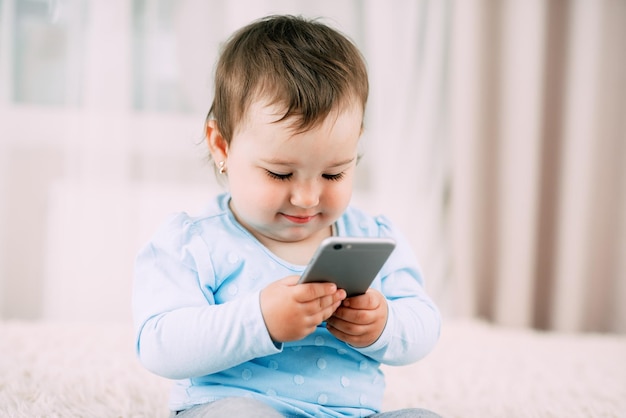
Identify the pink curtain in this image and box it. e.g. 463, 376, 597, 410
449, 0, 626, 333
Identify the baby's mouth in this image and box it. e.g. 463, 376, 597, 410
281, 213, 317, 224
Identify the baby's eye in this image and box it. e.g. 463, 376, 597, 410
322, 172, 345, 181
266, 170, 292, 181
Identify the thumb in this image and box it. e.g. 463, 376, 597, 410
277, 275, 301, 286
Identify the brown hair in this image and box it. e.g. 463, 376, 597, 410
207, 14, 369, 144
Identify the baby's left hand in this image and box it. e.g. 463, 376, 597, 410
326, 289, 388, 348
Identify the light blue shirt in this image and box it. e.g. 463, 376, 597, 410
133, 193, 440, 417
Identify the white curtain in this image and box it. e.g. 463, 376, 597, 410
359, 1, 452, 315
449, 0, 626, 333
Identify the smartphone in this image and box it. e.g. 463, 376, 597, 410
297, 237, 396, 297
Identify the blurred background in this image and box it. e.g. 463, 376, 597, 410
0, 0, 624, 333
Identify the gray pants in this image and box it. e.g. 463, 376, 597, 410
172, 397, 442, 418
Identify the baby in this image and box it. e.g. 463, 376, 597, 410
133, 15, 441, 418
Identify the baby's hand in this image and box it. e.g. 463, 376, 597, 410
326, 289, 388, 348
260, 276, 346, 343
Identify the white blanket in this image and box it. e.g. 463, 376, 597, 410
1, 319, 624, 417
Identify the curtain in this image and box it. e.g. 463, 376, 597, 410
359, 0, 453, 314
449, 0, 626, 333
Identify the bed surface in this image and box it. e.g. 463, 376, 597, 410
1, 319, 624, 417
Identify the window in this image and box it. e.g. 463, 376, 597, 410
12, 0, 87, 106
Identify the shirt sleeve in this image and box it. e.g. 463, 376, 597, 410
354, 215, 441, 365
132, 214, 282, 380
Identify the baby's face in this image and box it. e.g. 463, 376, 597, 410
225, 99, 363, 250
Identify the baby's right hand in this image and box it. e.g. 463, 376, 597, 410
260, 276, 346, 343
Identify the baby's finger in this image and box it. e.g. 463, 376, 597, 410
295, 282, 339, 303
326, 317, 366, 338
342, 289, 380, 310
305, 289, 345, 315
322, 299, 344, 321
332, 305, 376, 326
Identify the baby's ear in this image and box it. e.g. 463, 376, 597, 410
206, 120, 229, 161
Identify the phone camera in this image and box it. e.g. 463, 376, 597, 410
333, 244, 343, 250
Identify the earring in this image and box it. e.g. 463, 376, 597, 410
218, 161, 226, 174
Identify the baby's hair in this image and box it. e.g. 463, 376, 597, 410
206, 14, 369, 145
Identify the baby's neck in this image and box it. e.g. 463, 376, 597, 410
267, 240, 321, 265
261, 227, 332, 265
